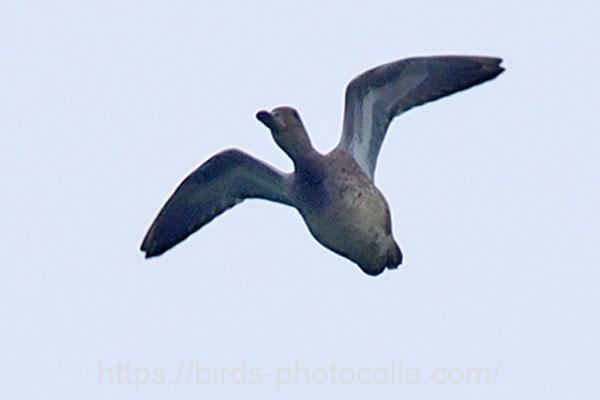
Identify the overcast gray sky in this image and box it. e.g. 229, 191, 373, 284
2, 1, 599, 398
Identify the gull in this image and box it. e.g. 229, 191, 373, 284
141, 55, 504, 276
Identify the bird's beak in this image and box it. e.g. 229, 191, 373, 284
256, 110, 281, 131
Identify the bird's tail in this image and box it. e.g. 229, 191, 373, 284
386, 242, 403, 269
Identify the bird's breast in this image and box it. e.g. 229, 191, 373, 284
293, 167, 393, 266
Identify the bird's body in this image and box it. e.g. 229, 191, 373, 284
141, 55, 504, 276
291, 148, 401, 275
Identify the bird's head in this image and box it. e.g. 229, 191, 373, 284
256, 106, 313, 161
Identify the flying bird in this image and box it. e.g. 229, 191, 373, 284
141, 55, 504, 276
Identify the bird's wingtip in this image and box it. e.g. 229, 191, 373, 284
141, 247, 159, 259
140, 238, 155, 258
140, 235, 171, 258
482, 56, 505, 76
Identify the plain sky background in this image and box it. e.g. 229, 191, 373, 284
2, 1, 599, 398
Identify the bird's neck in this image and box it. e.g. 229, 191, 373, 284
277, 130, 318, 169
293, 150, 325, 184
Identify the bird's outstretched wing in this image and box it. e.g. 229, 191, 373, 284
141, 149, 292, 257
337, 56, 504, 179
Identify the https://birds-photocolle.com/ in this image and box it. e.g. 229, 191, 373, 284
140, 55, 504, 276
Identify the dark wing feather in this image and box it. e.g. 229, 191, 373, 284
338, 56, 504, 179
141, 149, 292, 257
